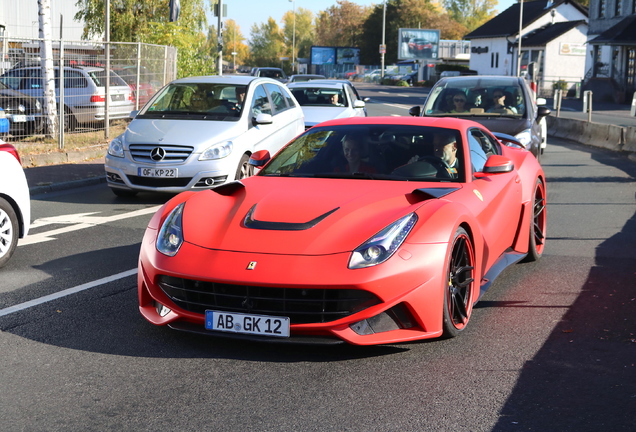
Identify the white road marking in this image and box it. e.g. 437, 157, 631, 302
384, 103, 413, 110
0, 268, 138, 318
20, 205, 161, 246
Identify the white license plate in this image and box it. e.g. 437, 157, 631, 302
138, 167, 177, 178
205, 310, 290, 338
26, 115, 35, 121
111, 94, 125, 101
11, 115, 26, 123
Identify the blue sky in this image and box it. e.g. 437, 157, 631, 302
212, 0, 518, 40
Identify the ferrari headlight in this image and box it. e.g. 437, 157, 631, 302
108, 136, 125, 158
514, 129, 532, 147
199, 141, 233, 160
349, 213, 418, 269
156, 203, 185, 257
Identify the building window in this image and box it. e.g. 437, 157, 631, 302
599, 0, 606, 17
615, 0, 622, 15
633, 0, 636, 14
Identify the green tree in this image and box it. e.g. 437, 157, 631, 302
443, 0, 497, 32
75, 0, 210, 77
74, 0, 207, 42
358, 0, 468, 65
249, 17, 285, 68
314, 0, 372, 47
222, 19, 250, 70
282, 7, 315, 61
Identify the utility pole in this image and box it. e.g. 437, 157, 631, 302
217, 0, 223, 75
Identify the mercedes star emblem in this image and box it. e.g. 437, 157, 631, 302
150, 147, 166, 161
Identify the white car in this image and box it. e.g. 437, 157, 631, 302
287, 81, 367, 129
0, 140, 30, 268
105, 76, 305, 196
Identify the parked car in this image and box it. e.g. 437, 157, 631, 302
287, 81, 367, 129
397, 70, 419, 86
105, 75, 305, 197
0, 80, 42, 137
409, 75, 551, 160
0, 65, 134, 131
136, 116, 547, 345
0, 109, 10, 135
253, 67, 288, 83
112, 65, 156, 109
0, 140, 30, 268
287, 74, 326, 83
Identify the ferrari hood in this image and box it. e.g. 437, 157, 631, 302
124, 118, 239, 151
180, 177, 458, 255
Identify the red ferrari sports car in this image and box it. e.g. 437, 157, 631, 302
138, 116, 546, 345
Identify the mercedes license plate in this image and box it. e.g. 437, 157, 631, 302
205, 310, 290, 338
11, 115, 26, 123
138, 167, 177, 178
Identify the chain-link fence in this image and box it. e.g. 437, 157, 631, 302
0, 37, 177, 150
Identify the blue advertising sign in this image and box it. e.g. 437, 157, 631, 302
310, 47, 336, 65
398, 29, 440, 61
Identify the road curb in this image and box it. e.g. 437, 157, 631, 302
29, 175, 107, 196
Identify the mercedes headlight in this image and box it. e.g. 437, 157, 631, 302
199, 141, 233, 160
349, 213, 418, 269
514, 129, 532, 147
156, 203, 185, 257
108, 136, 125, 158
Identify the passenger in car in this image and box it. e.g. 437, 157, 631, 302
334, 136, 378, 173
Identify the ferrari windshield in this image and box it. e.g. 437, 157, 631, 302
259, 124, 464, 182
138, 82, 246, 121
424, 77, 526, 118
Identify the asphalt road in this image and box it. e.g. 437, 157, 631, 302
1, 86, 634, 431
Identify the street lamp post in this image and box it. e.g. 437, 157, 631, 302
516, 0, 524, 76
289, 0, 296, 74
381, 0, 386, 78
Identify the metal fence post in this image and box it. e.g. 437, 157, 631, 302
583, 90, 593, 122
630, 91, 636, 117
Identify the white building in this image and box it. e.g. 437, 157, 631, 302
464, 0, 589, 96
0, 1, 85, 41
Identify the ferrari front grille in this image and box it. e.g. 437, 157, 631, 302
157, 275, 381, 324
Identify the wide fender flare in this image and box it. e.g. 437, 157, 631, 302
508, 151, 546, 252
407, 199, 485, 282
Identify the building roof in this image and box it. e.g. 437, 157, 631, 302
464, 0, 588, 40
521, 20, 587, 46
588, 15, 636, 46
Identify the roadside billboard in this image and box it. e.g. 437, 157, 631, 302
310, 46, 336, 65
398, 29, 440, 61
336, 47, 360, 65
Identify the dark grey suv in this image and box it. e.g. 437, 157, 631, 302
409, 75, 550, 160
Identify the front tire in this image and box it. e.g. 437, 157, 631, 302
442, 227, 476, 338
522, 178, 547, 262
0, 198, 19, 268
235, 153, 254, 180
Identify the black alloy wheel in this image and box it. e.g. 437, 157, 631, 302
442, 227, 476, 338
522, 178, 547, 262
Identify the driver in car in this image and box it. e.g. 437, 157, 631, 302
408, 132, 458, 177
